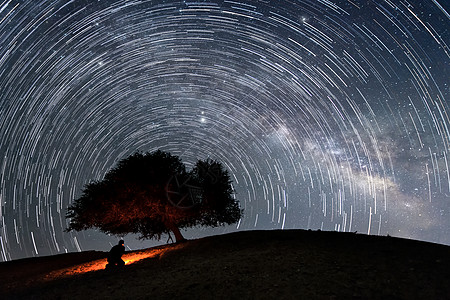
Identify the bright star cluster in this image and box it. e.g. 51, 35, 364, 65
0, 0, 449, 261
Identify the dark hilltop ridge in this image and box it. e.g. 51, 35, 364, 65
1, 229, 450, 299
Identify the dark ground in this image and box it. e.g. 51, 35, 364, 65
1, 229, 450, 299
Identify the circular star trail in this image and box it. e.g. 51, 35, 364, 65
0, 0, 449, 261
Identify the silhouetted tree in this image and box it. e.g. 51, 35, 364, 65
66, 150, 243, 242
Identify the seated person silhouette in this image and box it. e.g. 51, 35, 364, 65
106, 240, 125, 269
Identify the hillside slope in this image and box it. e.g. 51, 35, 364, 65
1, 230, 450, 299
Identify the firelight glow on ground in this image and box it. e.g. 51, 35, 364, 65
45, 245, 182, 279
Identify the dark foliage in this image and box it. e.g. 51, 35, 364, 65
66, 150, 243, 242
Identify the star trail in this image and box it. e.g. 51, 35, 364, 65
0, 0, 449, 261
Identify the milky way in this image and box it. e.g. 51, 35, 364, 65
0, 0, 449, 261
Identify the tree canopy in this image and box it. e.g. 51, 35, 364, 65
66, 150, 243, 242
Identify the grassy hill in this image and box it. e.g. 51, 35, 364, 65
1, 229, 450, 299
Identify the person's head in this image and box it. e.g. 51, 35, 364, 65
119, 240, 124, 245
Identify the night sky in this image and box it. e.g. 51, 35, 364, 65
0, 0, 449, 261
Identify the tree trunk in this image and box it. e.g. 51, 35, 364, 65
168, 223, 186, 243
